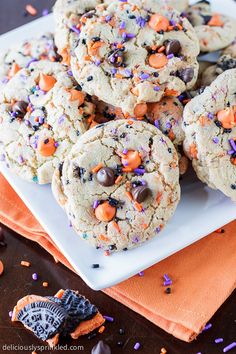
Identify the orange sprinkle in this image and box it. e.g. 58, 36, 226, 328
127, 120, 134, 125
156, 192, 163, 204
25, 4, 37, 16
0, 260, 4, 276
115, 73, 123, 79
84, 55, 91, 61
207, 14, 224, 27
167, 25, 174, 31
21, 261, 31, 267
8, 63, 21, 79
182, 98, 191, 104
92, 163, 103, 173
122, 167, 133, 172
134, 201, 143, 212
215, 228, 225, 234
176, 23, 183, 30
112, 221, 121, 233
55, 289, 65, 298
117, 43, 124, 49
115, 175, 123, 184
164, 88, 179, 97
104, 250, 110, 256
142, 223, 148, 229
42, 282, 48, 288
189, 143, 198, 159
161, 348, 167, 354
125, 191, 133, 201
98, 325, 105, 334
99, 234, 110, 242
158, 46, 165, 53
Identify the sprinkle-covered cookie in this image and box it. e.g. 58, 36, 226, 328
70, 0, 199, 115
183, 69, 236, 201
185, 1, 235, 52
0, 61, 95, 184
0, 33, 61, 96
54, 0, 102, 64
52, 120, 180, 252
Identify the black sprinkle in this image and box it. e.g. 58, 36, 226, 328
165, 287, 171, 294
87, 76, 93, 82
92, 264, 100, 269
88, 332, 97, 340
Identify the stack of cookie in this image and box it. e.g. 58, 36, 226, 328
0, 0, 235, 253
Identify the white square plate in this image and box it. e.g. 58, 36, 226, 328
1, 0, 236, 290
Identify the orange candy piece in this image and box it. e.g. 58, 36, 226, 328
0, 260, 4, 276
207, 14, 224, 27
37, 137, 57, 157
95, 201, 116, 222
121, 150, 142, 170
217, 108, 236, 129
149, 53, 168, 69
134, 103, 147, 117
69, 89, 85, 105
149, 14, 169, 32
39, 73, 57, 92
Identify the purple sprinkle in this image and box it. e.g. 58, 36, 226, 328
123, 161, 129, 167
38, 116, 44, 124
154, 119, 160, 128
70, 26, 81, 35
140, 180, 147, 186
26, 58, 38, 68
124, 69, 132, 77
111, 68, 117, 75
203, 323, 212, 331
105, 15, 112, 22
166, 122, 172, 129
1, 77, 9, 84
164, 274, 170, 281
229, 139, 236, 151
122, 32, 127, 39
164, 280, 172, 286
9, 311, 13, 318
18, 155, 24, 164
207, 112, 214, 119
58, 115, 65, 124
167, 54, 174, 59
67, 70, 73, 76
156, 226, 161, 233
126, 33, 135, 38
134, 342, 141, 350
32, 273, 38, 281
223, 343, 236, 353
154, 86, 160, 91
103, 315, 114, 322
134, 168, 145, 175
42, 8, 49, 16
120, 21, 126, 29
169, 19, 176, 26
136, 16, 146, 28
10, 111, 17, 118
95, 59, 101, 66
123, 148, 128, 154
139, 271, 144, 277
140, 73, 149, 80
213, 137, 219, 144
54, 142, 59, 148
132, 236, 140, 243
215, 338, 224, 343
93, 200, 99, 209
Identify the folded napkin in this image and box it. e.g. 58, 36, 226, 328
0, 173, 236, 342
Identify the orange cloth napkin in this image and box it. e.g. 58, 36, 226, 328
0, 173, 236, 342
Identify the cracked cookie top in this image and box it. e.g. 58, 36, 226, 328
0, 61, 95, 184
183, 69, 236, 201
52, 120, 180, 252
185, 1, 235, 52
0, 33, 61, 100
70, 0, 199, 115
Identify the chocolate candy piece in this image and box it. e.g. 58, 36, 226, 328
96, 167, 115, 186
17, 301, 67, 341
165, 40, 181, 56
178, 68, 194, 83
12, 101, 28, 118
92, 340, 111, 354
0, 227, 6, 247
132, 185, 150, 203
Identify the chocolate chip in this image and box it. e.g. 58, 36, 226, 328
92, 340, 111, 354
165, 40, 181, 56
132, 185, 150, 203
96, 167, 115, 186
178, 68, 194, 83
12, 101, 28, 118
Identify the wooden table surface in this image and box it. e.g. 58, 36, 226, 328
0, 1, 235, 353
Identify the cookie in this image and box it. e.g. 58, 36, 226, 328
201, 55, 236, 87
0, 33, 60, 97
222, 38, 236, 57
54, 0, 102, 64
183, 69, 236, 201
0, 61, 95, 184
70, 0, 199, 115
185, 1, 235, 52
52, 120, 180, 252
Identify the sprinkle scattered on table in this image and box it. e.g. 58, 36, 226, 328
20, 260, 31, 267
25, 4, 37, 16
